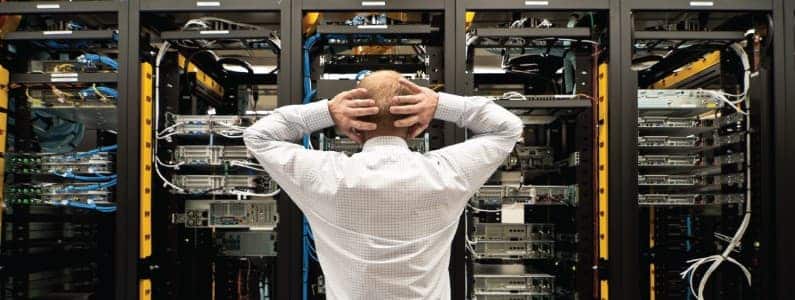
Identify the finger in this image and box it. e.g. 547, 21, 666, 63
394, 115, 420, 128
350, 120, 377, 131
398, 78, 423, 94
347, 131, 364, 143
392, 95, 422, 105
346, 107, 380, 117
347, 99, 376, 107
339, 88, 368, 100
389, 104, 422, 115
408, 124, 427, 138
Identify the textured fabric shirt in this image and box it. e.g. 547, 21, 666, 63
243, 93, 523, 300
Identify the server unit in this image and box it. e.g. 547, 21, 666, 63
0, 4, 123, 299
458, 5, 608, 299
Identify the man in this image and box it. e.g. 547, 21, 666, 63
243, 70, 523, 299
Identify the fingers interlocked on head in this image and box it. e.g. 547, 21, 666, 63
356, 70, 411, 135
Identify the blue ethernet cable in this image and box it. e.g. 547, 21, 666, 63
58, 178, 117, 193
72, 144, 118, 158
79, 86, 119, 100
77, 54, 119, 70
301, 32, 321, 300
51, 171, 117, 182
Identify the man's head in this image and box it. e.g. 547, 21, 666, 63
357, 70, 410, 140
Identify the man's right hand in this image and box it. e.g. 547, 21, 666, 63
389, 78, 439, 138
328, 88, 379, 143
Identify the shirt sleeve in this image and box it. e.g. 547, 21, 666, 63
243, 100, 343, 212
427, 92, 523, 195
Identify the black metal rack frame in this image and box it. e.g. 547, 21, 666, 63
614, 1, 782, 300
0, 3, 129, 299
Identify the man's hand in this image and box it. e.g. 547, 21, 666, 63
328, 88, 379, 143
389, 78, 439, 138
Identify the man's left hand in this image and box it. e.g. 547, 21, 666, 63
328, 88, 380, 143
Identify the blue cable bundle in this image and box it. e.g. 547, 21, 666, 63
71, 144, 118, 158
58, 178, 117, 193
302, 33, 322, 300
78, 86, 119, 100
77, 53, 119, 70
51, 171, 117, 182
33, 111, 85, 153
65, 200, 116, 213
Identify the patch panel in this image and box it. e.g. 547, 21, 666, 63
8, 152, 114, 174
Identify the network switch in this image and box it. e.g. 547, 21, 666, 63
472, 185, 579, 206
638, 116, 701, 128
637, 89, 722, 110
170, 175, 277, 195
638, 136, 700, 148
472, 264, 554, 295
319, 133, 429, 154
715, 173, 746, 186
172, 145, 253, 166
638, 175, 701, 186
472, 223, 555, 242
638, 193, 744, 206
471, 240, 555, 260
714, 132, 745, 146
638, 155, 701, 167
182, 199, 278, 229
713, 153, 746, 165
164, 114, 262, 136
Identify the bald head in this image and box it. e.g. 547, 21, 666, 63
357, 70, 410, 139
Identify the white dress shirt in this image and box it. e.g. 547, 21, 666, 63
243, 93, 523, 300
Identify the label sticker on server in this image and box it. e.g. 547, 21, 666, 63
43, 31, 73, 36
196, 1, 221, 7
689, 1, 714, 6
361, 1, 386, 6
36, 4, 60, 9
525, 1, 550, 5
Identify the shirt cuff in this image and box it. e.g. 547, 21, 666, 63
434, 92, 467, 123
301, 99, 335, 132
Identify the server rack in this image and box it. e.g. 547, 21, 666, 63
453, 1, 609, 299
0, 1, 132, 299
615, 1, 778, 300
133, 0, 292, 299
290, 0, 455, 298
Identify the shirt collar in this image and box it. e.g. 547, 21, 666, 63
362, 136, 410, 153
